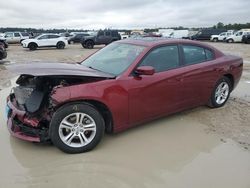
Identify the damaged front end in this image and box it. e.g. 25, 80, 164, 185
6, 74, 105, 143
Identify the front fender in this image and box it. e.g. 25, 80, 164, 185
50, 80, 129, 132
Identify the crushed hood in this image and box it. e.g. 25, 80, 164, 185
7, 62, 115, 78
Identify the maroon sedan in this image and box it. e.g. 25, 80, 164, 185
6, 38, 243, 153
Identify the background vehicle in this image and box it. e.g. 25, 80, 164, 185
6, 39, 242, 153
242, 33, 250, 44
169, 30, 189, 39
0, 41, 7, 60
226, 29, 250, 43
81, 29, 121, 49
191, 29, 227, 40
21, 34, 68, 50
210, 30, 235, 42
68, 33, 90, 44
4, 32, 29, 43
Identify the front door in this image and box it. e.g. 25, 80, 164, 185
128, 45, 184, 124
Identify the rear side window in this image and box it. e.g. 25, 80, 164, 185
49, 35, 60, 39
14, 33, 21, 37
21, 32, 29, 36
182, 45, 214, 65
140, 45, 180, 72
205, 49, 214, 61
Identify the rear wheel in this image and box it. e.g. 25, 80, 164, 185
227, 39, 234, 43
208, 77, 232, 108
57, 41, 65, 49
28, 43, 37, 51
50, 103, 105, 153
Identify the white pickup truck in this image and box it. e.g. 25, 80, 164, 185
210, 31, 234, 42
4, 32, 29, 43
225, 29, 250, 43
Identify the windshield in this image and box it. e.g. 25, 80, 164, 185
81, 43, 146, 76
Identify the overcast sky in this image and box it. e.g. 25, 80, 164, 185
0, 0, 249, 29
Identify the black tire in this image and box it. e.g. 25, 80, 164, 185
213, 38, 218, 42
227, 39, 234, 43
208, 77, 232, 108
50, 102, 105, 154
0, 51, 3, 60
56, 41, 65, 49
28, 43, 37, 51
85, 40, 94, 49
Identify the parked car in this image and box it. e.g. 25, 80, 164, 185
6, 38, 242, 153
226, 29, 250, 43
4, 32, 29, 43
0, 38, 8, 48
0, 41, 7, 60
210, 31, 234, 42
68, 33, 90, 44
21, 34, 68, 50
191, 29, 227, 40
81, 29, 121, 49
242, 33, 250, 44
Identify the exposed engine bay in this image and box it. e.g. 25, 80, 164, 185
12, 75, 105, 115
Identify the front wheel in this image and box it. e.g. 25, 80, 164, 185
212, 38, 218, 42
208, 77, 232, 108
85, 40, 94, 49
50, 103, 105, 153
29, 43, 37, 50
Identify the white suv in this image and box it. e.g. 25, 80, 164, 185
210, 31, 234, 42
22, 34, 68, 50
4, 32, 29, 43
226, 29, 250, 43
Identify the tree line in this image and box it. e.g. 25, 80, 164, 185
1, 23, 250, 34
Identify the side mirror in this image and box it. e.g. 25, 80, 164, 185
135, 66, 155, 76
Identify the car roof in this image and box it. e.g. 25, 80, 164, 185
118, 37, 218, 50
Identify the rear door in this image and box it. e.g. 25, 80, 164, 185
13, 32, 21, 43
48, 35, 60, 46
178, 44, 221, 106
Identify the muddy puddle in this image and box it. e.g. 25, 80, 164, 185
0, 79, 250, 188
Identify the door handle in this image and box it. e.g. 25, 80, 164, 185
176, 77, 183, 82
213, 68, 223, 72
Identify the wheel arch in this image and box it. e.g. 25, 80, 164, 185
223, 73, 234, 90
53, 99, 114, 134
28, 42, 37, 48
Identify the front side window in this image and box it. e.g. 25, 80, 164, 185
105, 31, 111, 36
5, 33, 13, 37
82, 43, 145, 76
38, 35, 49, 40
98, 31, 104, 36
139, 45, 180, 72
182, 45, 214, 65
236, 32, 243, 36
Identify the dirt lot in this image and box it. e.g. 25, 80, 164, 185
0, 42, 250, 188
